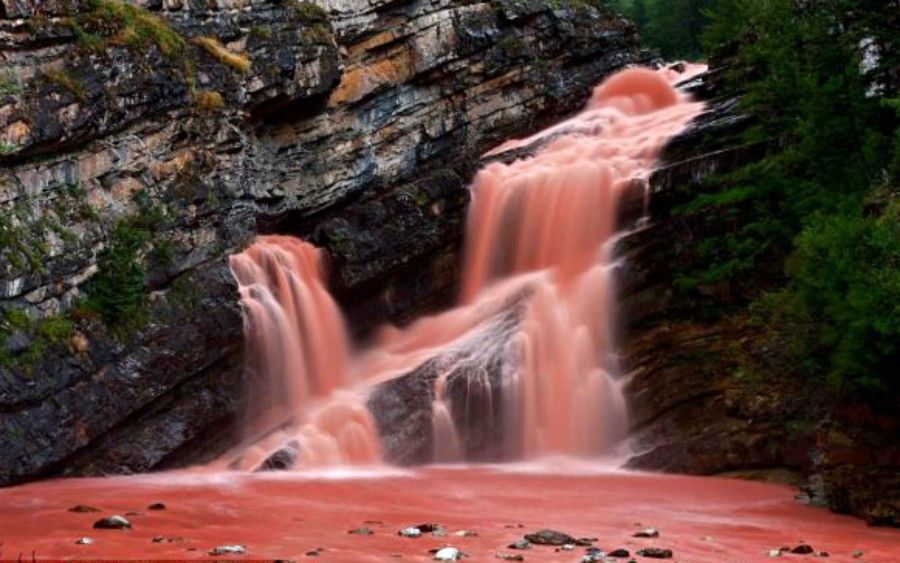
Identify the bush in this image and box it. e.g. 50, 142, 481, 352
83, 221, 151, 328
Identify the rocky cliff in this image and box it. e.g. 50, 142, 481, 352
619, 67, 900, 526
0, 0, 650, 484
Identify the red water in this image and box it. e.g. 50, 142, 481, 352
227, 66, 705, 468
1, 467, 897, 561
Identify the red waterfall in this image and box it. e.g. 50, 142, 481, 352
227, 66, 706, 470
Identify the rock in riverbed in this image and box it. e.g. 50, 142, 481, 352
636, 547, 673, 559
791, 544, 814, 554
92, 515, 131, 529
147, 502, 166, 510
433, 547, 464, 561
524, 529, 576, 546
209, 545, 246, 555
508, 539, 531, 549
74, 537, 93, 545
348, 527, 374, 535
69, 505, 101, 513
608, 549, 630, 558
496, 553, 524, 561
634, 527, 659, 538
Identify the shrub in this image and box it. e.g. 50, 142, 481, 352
193, 89, 225, 111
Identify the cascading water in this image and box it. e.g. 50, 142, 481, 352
227, 66, 705, 471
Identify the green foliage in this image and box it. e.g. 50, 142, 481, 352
606, 0, 712, 59
83, 220, 151, 328
83, 192, 169, 331
0, 308, 76, 371
673, 0, 899, 402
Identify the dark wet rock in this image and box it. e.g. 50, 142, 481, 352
608, 549, 630, 558
852, 549, 864, 558
68, 505, 101, 513
348, 527, 374, 535
636, 548, 673, 559
256, 442, 299, 472
508, 539, 531, 550
368, 299, 525, 465
147, 502, 166, 510
495, 553, 524, 561
92, 515, 131, 530
523, 529, 576, 546
575, 537, 597, 546
791, 545, 814, 555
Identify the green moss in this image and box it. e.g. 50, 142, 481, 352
0, 140, 18, 156
0, 308, 77, 371
285, 0, 328, 21
37, 316, 75, 344
0, 69, 23, 97
69, 0, 186, 57
43, 69, 86, 101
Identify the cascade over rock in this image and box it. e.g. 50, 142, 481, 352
225, 66, 704, 470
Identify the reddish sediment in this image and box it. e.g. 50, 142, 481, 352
0, 467, 897, 561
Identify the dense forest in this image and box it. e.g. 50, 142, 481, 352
610, 0, 898, 406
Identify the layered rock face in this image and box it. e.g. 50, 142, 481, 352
619, 68, 899, 525
0, 0, 649, 484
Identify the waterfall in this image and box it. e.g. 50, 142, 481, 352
226, 66, 705, 471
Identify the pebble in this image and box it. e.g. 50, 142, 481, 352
508, 539, 531, 550
399, 527, 423, 538
636, 547, 673, 559
68, 505, 100, 513
524, 529, 576, 546
495, 553, 524, 561
557, 544, 575, 551
852, 549, 864, 558
608, 549, 630, 558
433, 547, 464, 561
791, 544, 814, 554
575, 537, 597, 546
348, 527, 374, 535
74, 537, 93, 545
768, 549, 782, 558
147, 502, 166, 510
208, 545, 246, 556
634, 527, 660, 538
92, 515, 132, 530
453, 530, 478, 537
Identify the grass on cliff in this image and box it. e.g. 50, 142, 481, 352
72, 0, 186, 56
189, 37, 252, 73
